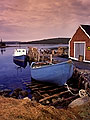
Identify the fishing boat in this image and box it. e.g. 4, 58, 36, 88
13, 49, 27, 68
31, 60, 74, 86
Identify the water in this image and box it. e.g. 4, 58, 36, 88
0, 46, 31, 91
0, 44, 68, 91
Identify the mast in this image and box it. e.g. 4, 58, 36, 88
1, 38, 2, 43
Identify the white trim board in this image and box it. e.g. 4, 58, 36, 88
68, 40, 71, 58
84, 60, 90, 63
69, 57, 90, 63
69, 25, 90, 44
74, 41, 86, 43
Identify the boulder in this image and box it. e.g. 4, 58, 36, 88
68, 96, 90, 108
0, 89, 12, 97
10, 88, 22, 98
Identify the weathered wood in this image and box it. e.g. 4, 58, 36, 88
42, 94, 50, 98
39, 90, 69, 103
34, 91, 43, 97
50, 54, 52, 63
37, 87, 67, 94
69, 87, 79, 92
31, 85, 55, 91
23, 67, 89, 108
29, 84, 45, 88
50, 94, 79, 106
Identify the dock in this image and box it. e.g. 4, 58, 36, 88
25, 46, 90, 108
24, 68, 90, 108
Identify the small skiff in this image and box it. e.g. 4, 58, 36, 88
31, 60, 74, 86
13, 49, 27, 68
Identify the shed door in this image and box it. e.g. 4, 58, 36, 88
74, 43, 85, 59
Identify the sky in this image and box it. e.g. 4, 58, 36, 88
0, 0, 90, 41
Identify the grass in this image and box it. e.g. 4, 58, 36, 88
0, 96, 90, 120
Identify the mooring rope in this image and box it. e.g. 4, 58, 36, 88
64, 83, 78, 96
65, 83, 88, 97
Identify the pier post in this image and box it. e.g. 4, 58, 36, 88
50, 54, 52, 63
37, 52, 40, 62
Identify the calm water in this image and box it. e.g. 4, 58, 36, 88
0, 47, 31, 91
0, 44, 68, 91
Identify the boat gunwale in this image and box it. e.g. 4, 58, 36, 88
13, 54, 27, 57
31, 60, 73, 70
13, 58, 25, 62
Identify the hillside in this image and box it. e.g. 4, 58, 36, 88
4, 38, 70, 45
28, 38, 70, 44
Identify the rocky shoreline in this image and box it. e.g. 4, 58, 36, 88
0, 65, 90, 119
0, 67, 90, 103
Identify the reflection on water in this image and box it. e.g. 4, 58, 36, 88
0, 47, 6, 55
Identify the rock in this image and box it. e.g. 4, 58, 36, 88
23, 97, 31, 101
52, 98, 57, 103
68, 96, 90, 108
14, 88, 22, 92
10, 88, 22, 98
10, 91, 19, 98
20, 90, 28, 98
0, 89, 12, 97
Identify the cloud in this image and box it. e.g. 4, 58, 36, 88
0, 0, 90, 41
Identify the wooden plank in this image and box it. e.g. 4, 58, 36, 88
63, 94, 79, 101
30, 87, 41, 91
39, 90, 69, 103
50, 94, 79, 106
35, 91, 43, 97
29, 84, 45, 88
37, 86, 67, 95
31, 85, 55, 91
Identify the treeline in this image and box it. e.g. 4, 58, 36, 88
5, 37, 70, 44
21, 38, 70, 44
28, 38, 70, 44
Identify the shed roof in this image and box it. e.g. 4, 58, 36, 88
81, 25, 90, 37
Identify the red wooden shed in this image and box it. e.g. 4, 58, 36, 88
69, 25, 90, 63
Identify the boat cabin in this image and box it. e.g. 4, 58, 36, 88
13, 49, 27, 56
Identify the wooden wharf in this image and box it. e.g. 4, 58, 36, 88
25, 68, 90, 108
26, 80, 79, 108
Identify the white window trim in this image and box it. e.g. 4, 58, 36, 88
84, 60, 90, 63
74, 41, 86, 61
